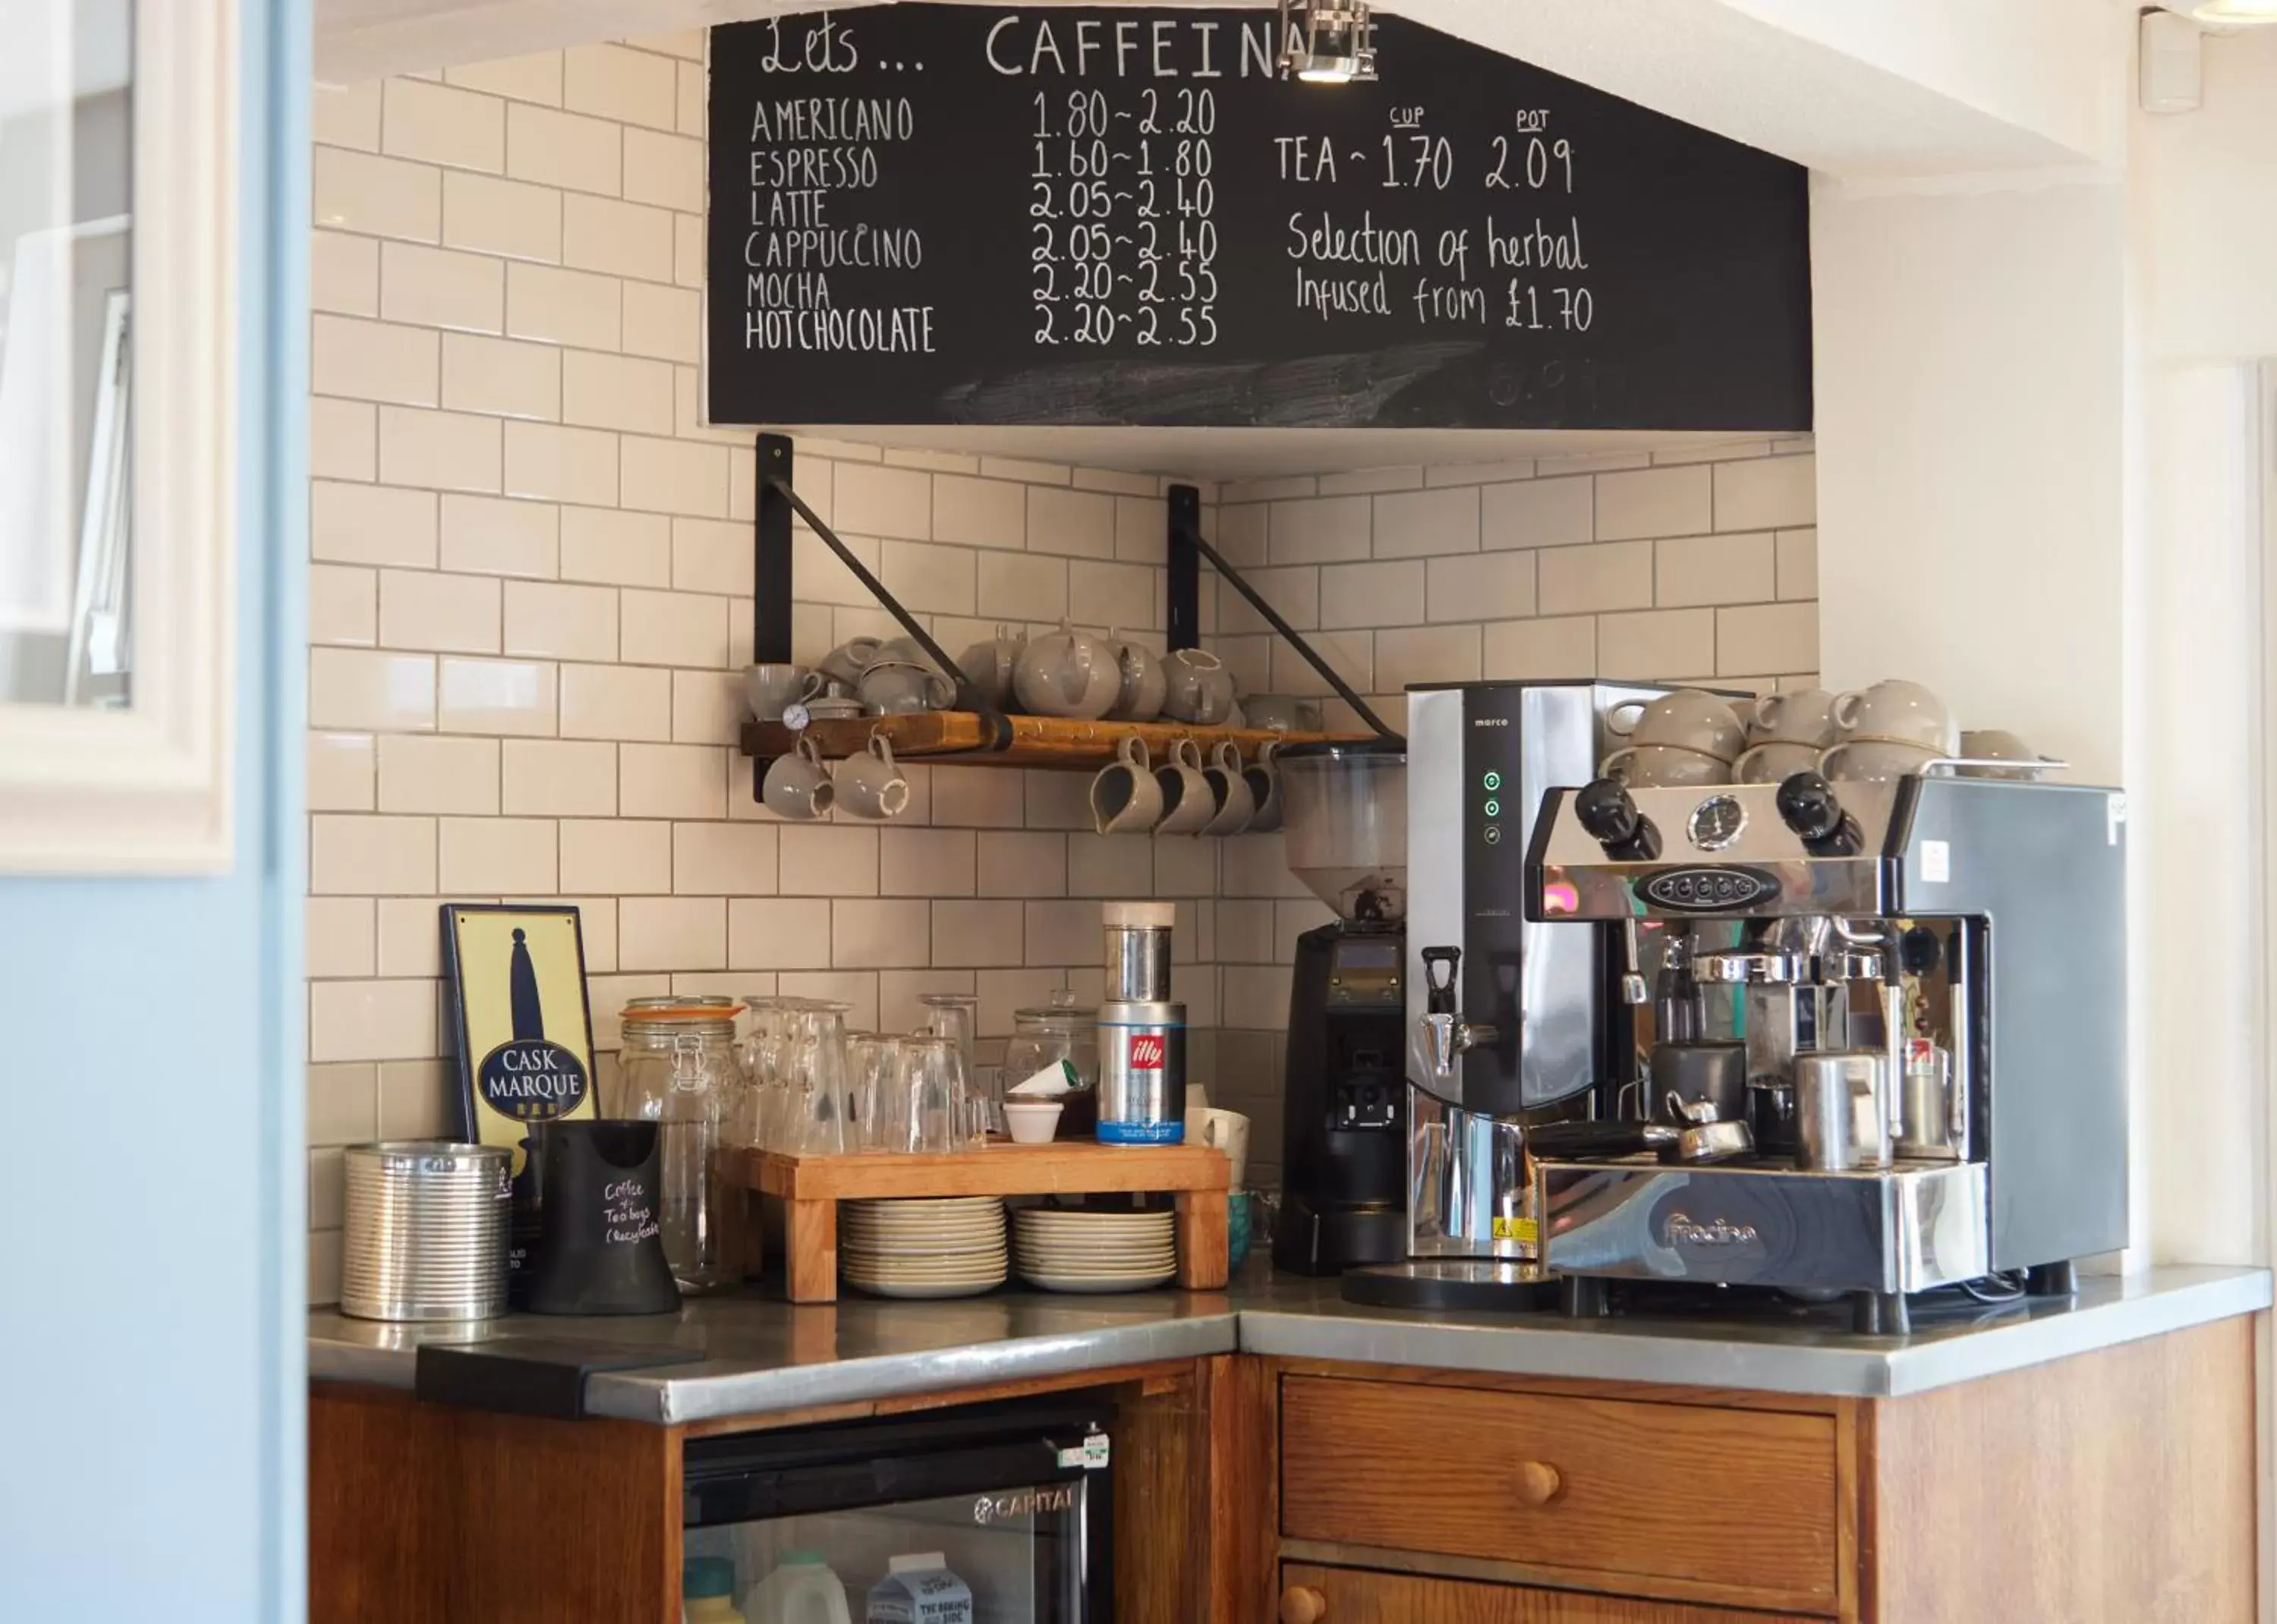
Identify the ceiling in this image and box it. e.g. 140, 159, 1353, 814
776, 425, 1762, 479
314, 0, 2112, 175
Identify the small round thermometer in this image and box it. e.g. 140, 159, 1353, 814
1687, 794, 1747, 851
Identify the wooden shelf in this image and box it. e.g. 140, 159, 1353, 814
734, 1141, 1231, 1302
739, 710, 1365, 770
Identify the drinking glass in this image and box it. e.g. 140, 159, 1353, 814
921, 993, 994, 1135
779, 1000, 850, 1156
893, 1035, 968, 1155
845, 1033, 903, 1151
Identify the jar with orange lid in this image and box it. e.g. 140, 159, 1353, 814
616, 997, 741, 1291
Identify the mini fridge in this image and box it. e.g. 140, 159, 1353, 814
680, 1400, 1114, 1622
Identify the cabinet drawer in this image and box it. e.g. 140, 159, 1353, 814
1279, 1564, 1793, 1622
1280, 1377, 1839, 1609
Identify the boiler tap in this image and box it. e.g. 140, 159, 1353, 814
1419, 946, 1499, 1080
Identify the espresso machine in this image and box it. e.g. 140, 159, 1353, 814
1273, 741, 1411, 1273
1339, 680, 1659, 1308
1523, 769, 2127, 1332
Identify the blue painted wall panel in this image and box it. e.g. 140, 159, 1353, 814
0, 2, 309, 1619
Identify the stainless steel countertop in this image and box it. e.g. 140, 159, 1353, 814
308, 1264, 2269, 1424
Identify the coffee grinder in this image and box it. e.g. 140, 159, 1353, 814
1272, 741, 1411, 1273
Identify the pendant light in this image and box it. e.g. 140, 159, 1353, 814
2191, 0, 2277, 22
1278, 0, 1379, 83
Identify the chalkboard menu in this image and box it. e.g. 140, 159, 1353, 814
707, 8, 1811, 431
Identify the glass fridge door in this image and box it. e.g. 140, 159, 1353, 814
682, 1405, 1111, 1624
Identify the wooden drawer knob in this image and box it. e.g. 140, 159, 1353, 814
1514, 1459, 1564, 1506
1280, 1584, 1328, 1623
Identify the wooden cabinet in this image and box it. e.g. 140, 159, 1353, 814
1277, 1564, 1789, 1622
1280, 1376, 1838, 1613
1268, 1317, 2257, 1624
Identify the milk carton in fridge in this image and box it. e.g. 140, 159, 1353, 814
864, 1553, 973, 1624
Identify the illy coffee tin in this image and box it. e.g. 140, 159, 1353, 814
1097, 999, 1186, 1144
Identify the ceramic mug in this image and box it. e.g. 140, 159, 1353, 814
1106, 632, 1167, 722
1242, 740, 1284, 832
1090, 736, 1164, 835
1743, 688, 1839, 747
1202, 741, 1255, 836
1831, 679, 1957, 754
1817, 738, 1940, 783
762, 736, 836, 820
832, 733, 911, 820
1957, 729, 2046, 780
1161, 647, 1236, 725
1607, 689, 1747, 763
1153, 738, 1216, 835
856, 659, 955, 715
745, 663, 824, 722
1601, 744, 1734, 788
1242, 693, 1322, 733
1013, 622, 1121, 719
956, 625, 1025, 710
1733, 741, 1824, 785
1192, 1107, 1251, 1191
817, 637, 886, 689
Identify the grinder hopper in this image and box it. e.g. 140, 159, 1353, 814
1275, 741, 1406, 924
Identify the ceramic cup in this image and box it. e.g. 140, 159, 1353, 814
1818, 738, 1941, 783
956, 625, 1025, 710
1106, 633, 1167, 722
817, 636, 885, 689
1192, 1106, 1251, 1191
1242, 693, 1322, 732
1607, 689, 1747, 763
1161, 647, 1237, 725
762, 736, 836, 820
1956, 728, 2047, 780
856, 659, 955, 716
1733, 741, 1824, 785
1743, 688, 1839, 747
1202, 741, 1256, 836
832, 732, 911, 820
797, 695, 865, 722
1090, 736, 1164, 835
1601, 743, 1734, 788
1013, 621, 1121, 719
1831, 679, 1957, 754
1242, 740, 1284, 832
1153, 738, 1216, 835
745, 663, 824, 722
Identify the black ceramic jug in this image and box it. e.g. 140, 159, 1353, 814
526, 1120, 681, 1316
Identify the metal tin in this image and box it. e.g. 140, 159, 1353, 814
1096, 999, 1186, 1145
1102, 900, 1175, 1002
341, 1141, 512, 1322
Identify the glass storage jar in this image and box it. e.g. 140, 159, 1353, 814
617, 998, 741, 1292
1005, 989, 1098, 1138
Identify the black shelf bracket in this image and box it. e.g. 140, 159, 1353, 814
747, 431, 1014, 798
1164, 481, 1402, 742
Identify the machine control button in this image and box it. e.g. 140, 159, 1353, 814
1482, 770, 1503, 792
1483, 825, 1502, 845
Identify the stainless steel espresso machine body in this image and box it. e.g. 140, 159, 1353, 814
1525, 771, 2127, 1332
1342, 680, 1659, 1309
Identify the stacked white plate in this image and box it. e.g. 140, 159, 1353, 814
1013, 1207, 1179, 1293
840, 1197, 1008, 1299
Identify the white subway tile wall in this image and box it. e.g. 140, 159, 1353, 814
304, 40, 1819, 1289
